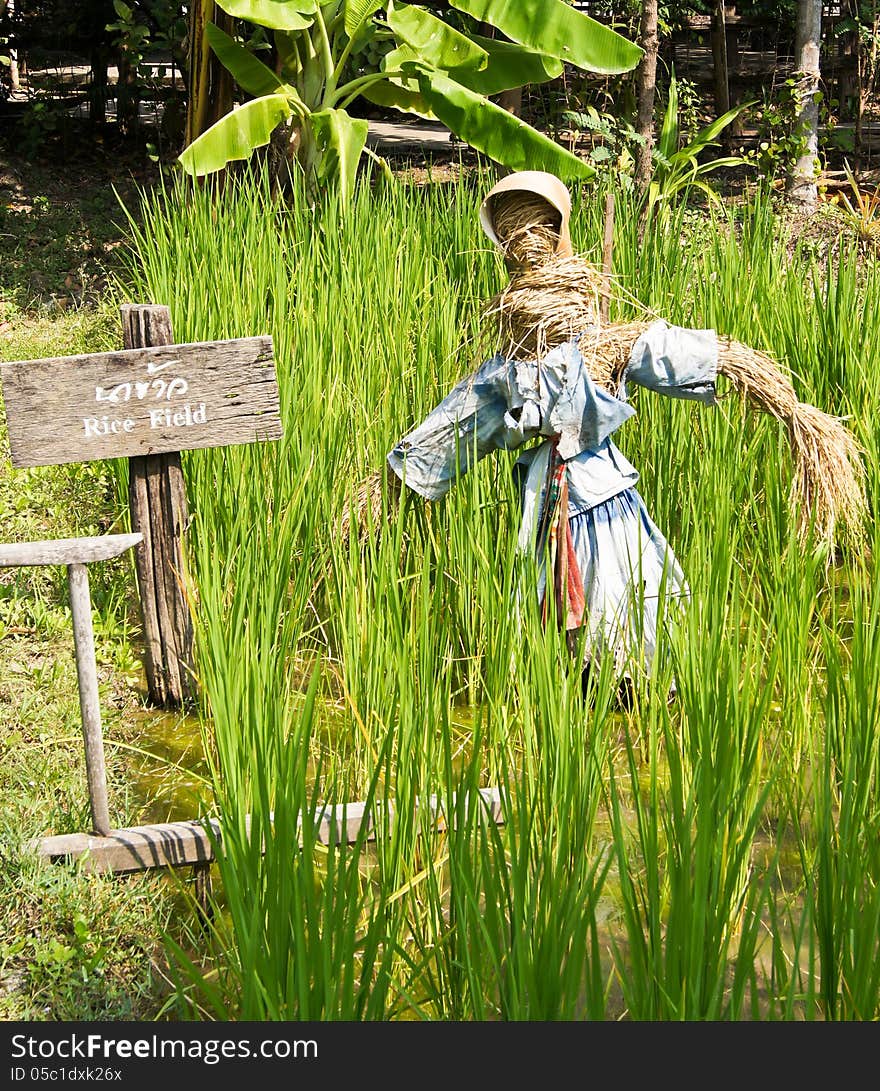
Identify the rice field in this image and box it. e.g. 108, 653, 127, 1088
121, 168, 880, 1021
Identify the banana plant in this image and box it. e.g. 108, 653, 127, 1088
179, 0, 643, 199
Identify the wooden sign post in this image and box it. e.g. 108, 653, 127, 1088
0, 304, 283, 709
121, 306, 193, 709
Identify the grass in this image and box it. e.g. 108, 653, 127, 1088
114, 168, 879, 1021
0, 307, 203, 1019
0, 143, 154, 315
1, 160, 878, 1021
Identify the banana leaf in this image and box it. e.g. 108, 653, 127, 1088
206, 23, 288, 99
449, 0, 642, 75
382, 45, 425, 90
343, 0, 384, 36
448, 33, 563, 96
361, 79, 435, 119
311, 108, 370, 201
214, 0, 315, 31
418, 69, 594, 181
387, 2, 488, 71
179, 94, 293, 176
384, 38, 559, 100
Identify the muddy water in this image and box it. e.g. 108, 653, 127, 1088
124, 706, 210, 825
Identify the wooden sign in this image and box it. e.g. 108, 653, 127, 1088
0, 335, 282, 469
0, 305, 283, 712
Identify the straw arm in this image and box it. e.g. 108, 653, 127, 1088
716, 337, 868, 547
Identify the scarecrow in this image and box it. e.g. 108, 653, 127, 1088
360, 171, 867, 691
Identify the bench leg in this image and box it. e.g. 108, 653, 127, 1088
68, 562, 111, 836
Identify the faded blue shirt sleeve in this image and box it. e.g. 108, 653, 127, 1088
387, 354, 538, 500
622, 319, 717, 403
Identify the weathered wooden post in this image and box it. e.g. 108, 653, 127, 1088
121, 304, 195, 709
0, 533, 143, 836
68, 559, 111, 834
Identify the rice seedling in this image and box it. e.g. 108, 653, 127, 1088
811, 567, 880, 1020
120, 166, 880, 1021
607, 499, 774, 1020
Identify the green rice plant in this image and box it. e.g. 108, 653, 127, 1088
120, 167, 879, 1021
811, 562, 880, 1020
436, 596, 619, 1020
165, 668, 413, 1020
608, 500, 774, 1020
751, 842, 820, 1020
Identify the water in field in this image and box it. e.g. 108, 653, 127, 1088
125, 705, 209, 825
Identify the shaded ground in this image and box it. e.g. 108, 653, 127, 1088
0, 116, 488, 318
0, 129, 158, 315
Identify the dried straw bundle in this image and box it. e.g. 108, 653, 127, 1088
716, 338, 867, 545
577, 319, 654, 392
481, 255, 606, 366
337, 468, 401, 544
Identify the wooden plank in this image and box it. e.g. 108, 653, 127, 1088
0, 532, 143, 567
33, 820, 222, 874
122, 306, 195, 709
0, 334, 282, 468
600, 192, 615, 323
29, 788, 506, 875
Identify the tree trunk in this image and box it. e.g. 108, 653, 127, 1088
89, 47, 108, 126
634, 0, 659, 195
853, 4, 862, 170
185, 0, 235, 147
481, 20, 522, 119
498, 87, 522, 116
4, 0, 19, 90
788, 0, 822, 209
85, 1, 112, 127
854, 2, 879, 170
711, 2, 731, 150
116, 48, 139, 136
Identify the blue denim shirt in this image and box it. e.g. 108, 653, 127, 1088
387, 319, 717, 541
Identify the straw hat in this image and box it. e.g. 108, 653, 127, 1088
479, 171, 574, 259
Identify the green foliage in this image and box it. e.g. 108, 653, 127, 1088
741, 77, 819, 183
833, 162, 880, 252
448, 0, 642, 74
178, 0, 644, 198
104, 2, 189, 125
560, 103, 644, 188
644, 72, 749, 225
15, 99, 63, 159
106, 1, 152, 62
